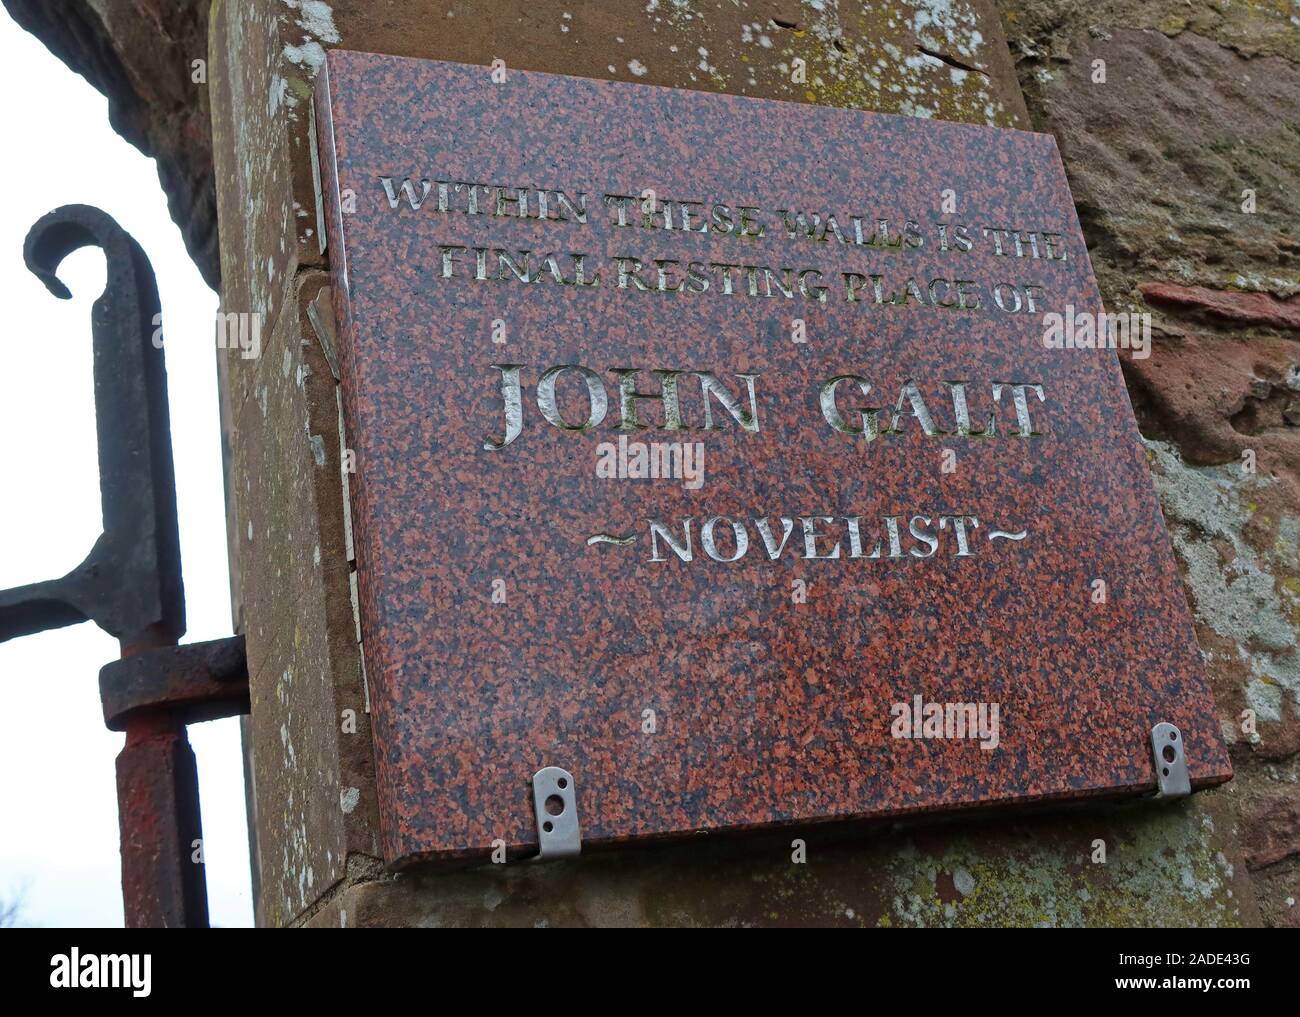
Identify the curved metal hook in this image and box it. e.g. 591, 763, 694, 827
25, 207, 128, 300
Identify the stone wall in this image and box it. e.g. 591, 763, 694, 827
13, 0, 1295, 926
999, 0, 1300, 928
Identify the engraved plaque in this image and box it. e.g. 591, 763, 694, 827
315, 50, 1230, 866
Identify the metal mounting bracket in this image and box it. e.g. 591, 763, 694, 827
531, 766, 581, 860
1150, 722, 1191, 800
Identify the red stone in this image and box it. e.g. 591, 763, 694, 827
1242, 789, 1300, 869
315, 50, 1231, 867
1140, 281, 1300, 332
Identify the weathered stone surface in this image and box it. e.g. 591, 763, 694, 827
1000, 0, 1300, 64
1141, 283, 1300, 333
1241, 785, 1300, 869
209, 0, 305, 363
2, 0, 218, 288
303, 797, 1256, 927
1238, 761, 1300, 922
1001, 0, 1300, 926
1124, 329, 1300, 481
1145, 440, 1299, 760
311, 0, 1030, 124
1251, 858, 1300, 927
1014, 25, 1300, 306
218, 258, 380, 926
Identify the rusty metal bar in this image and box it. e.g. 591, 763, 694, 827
116, 717, 208, 928
104, 635, 248, 927
101, 636, 249, 731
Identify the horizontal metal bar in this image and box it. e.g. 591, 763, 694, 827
100, 635, 249, 731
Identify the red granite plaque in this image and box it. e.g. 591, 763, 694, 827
315, 50, 1230, 867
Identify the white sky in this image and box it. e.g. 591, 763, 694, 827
0, 11, 252, 927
